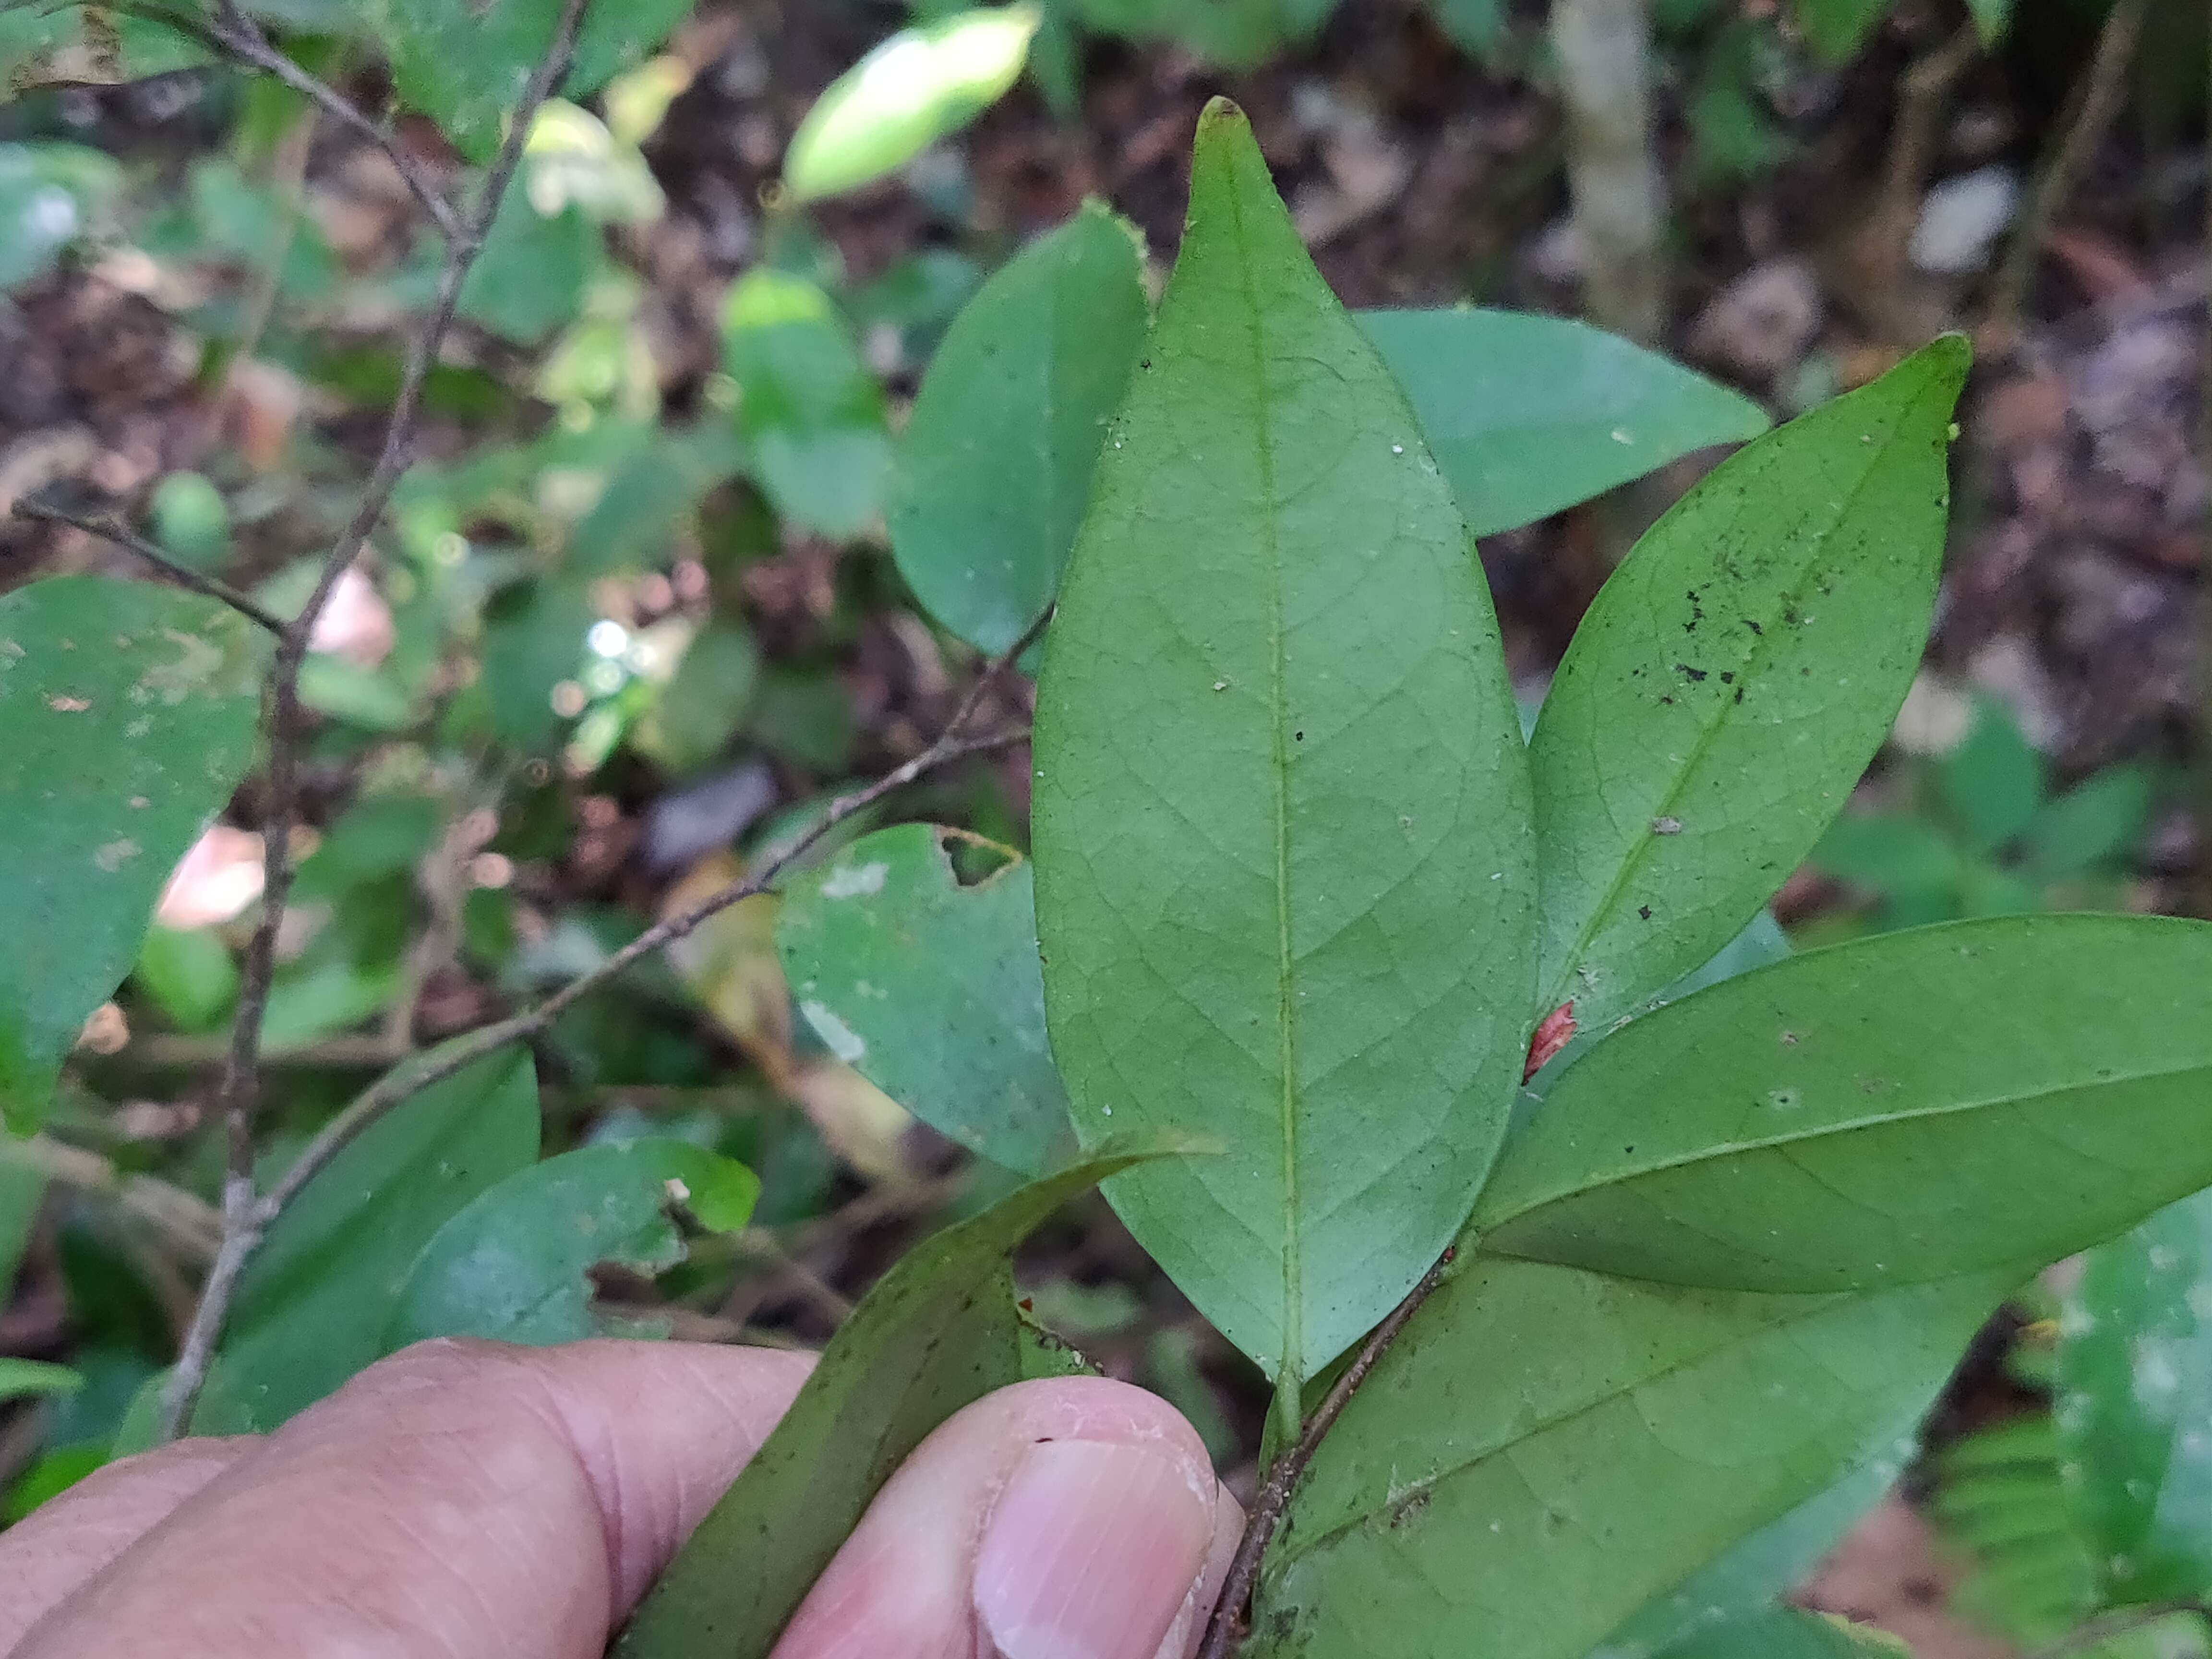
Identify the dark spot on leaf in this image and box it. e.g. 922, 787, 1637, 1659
1675, 664, 1707, 682
1718, 672, 1734, 685
1294, 731, 1304, 741
1637, 905, 1652, 920
1387, 1489, 1432, 1529
1743, 619, 1763, 636
1733, 686, 1744, 704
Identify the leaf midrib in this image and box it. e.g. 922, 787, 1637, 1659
1480, 1051, 2212, 1232
1535, 413, 1919, 1015
1223, 166, 1303, 1386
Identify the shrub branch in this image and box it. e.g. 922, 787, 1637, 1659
154, 0, 593, 1444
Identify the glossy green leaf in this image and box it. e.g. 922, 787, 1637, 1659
721, 270, 892, 540
193, 1048, 541, 1434
1477, 914, 2212, 1294
1929, 1415, 2102, 1645
779, 824, 1073, 1175
1069, 0, 1336, 65
613, 1140, 1175, 1659
0, 578, 266, 1131
0, 1358, 81, 1404
384, 1140, 757, 1349
888, 201, 1148, 654
1356, 309, 1769, 538
1249, 1256, 2004, 1659
364, 0, 692, 163
783, 6, 1041, 203
2058, 1188, 2212, 1606
1032, 101, 1536, 1383
1527, 338, 1967, 1029
1942, 699, 2044, 856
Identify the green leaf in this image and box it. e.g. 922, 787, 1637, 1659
1526, 337, 1967, 1029
0, 1357, 81, 1404
1793, 0, 1892, 62
132, 926, 239, 1033
1249, 1256, 2004, 1659
458, 189, 599, 347
364, 0, 692, 163
1356, 309, 1770, 538
1031, 101, 1536, 1383
613, 1139, 1176, 1659
1942, 698, 2044, 856
1069, 0, 1334, 65
192, 1048, 541, 1434
1929, 1415, 2100, 1644
1811, 815, 1962, 897
384, 1139, 757, 1348
0, 1154, 42, 1298
0, 577, 266, 1131
1964, 0, 2010, 47
783, 5, 1042, 204
2058, 1188, 2212, 1606
778, 824, 1073, 1175
1426, 0, 1506, 56
1650, 1609, 1911, 1659
888, 201, 1148, 654
1598, 1419, 1916, 1656
721, 269, 892, 540
631, 622, 758, 777
1476, 914, 2212, 1294
2022, 765, 2151, 880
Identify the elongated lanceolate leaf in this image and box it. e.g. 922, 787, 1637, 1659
889, 201, 1148, 653
613, 1140, 1176, 1659
0, 577, 265, 1130
1651, 1609, 1911, 1659
1032, 100, 1536, 1383
1527, 338, 1967, 1030
778, 824, 1073, 1175
193, 1048, 541, 1434
1477, 914, 2212, 1294
1356, 308, 1769, 539
1249, 1255, 2005, 1659
384, 1139, 758, 1349
2058, 1187, 2212, 1606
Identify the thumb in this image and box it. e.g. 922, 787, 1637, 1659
774, 1375, 1242, 1659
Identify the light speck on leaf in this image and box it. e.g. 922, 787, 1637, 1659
801, 999, 868, 1064
46, 695, 88, 712
93, 838, 140, 871
819, 860, 889, 900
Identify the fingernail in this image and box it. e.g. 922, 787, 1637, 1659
973, 1438, 1213, 1659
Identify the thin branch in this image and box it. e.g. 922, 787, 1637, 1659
201, 0, 461, 243
1991, 0, 2149, 332
157, 615, 1034, 1439
156, 0, 594, 1446
1195, 1248, 1457, 1659
13, 499, 286, 635
259, 720, 1029, 1227
0, 1135, 222, 1264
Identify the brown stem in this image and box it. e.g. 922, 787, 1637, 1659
1991, 0, 2149, 332
1194, 1248, 1456, 1659
155, 0, 594, 1445
158, 615, 1040, 1437
13, 500, 286, 634
203, 0, 461, 243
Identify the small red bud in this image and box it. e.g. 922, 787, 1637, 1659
1523, 1001, 1577, 1082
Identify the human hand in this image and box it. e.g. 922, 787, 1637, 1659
0, 1337, 1241, 1659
